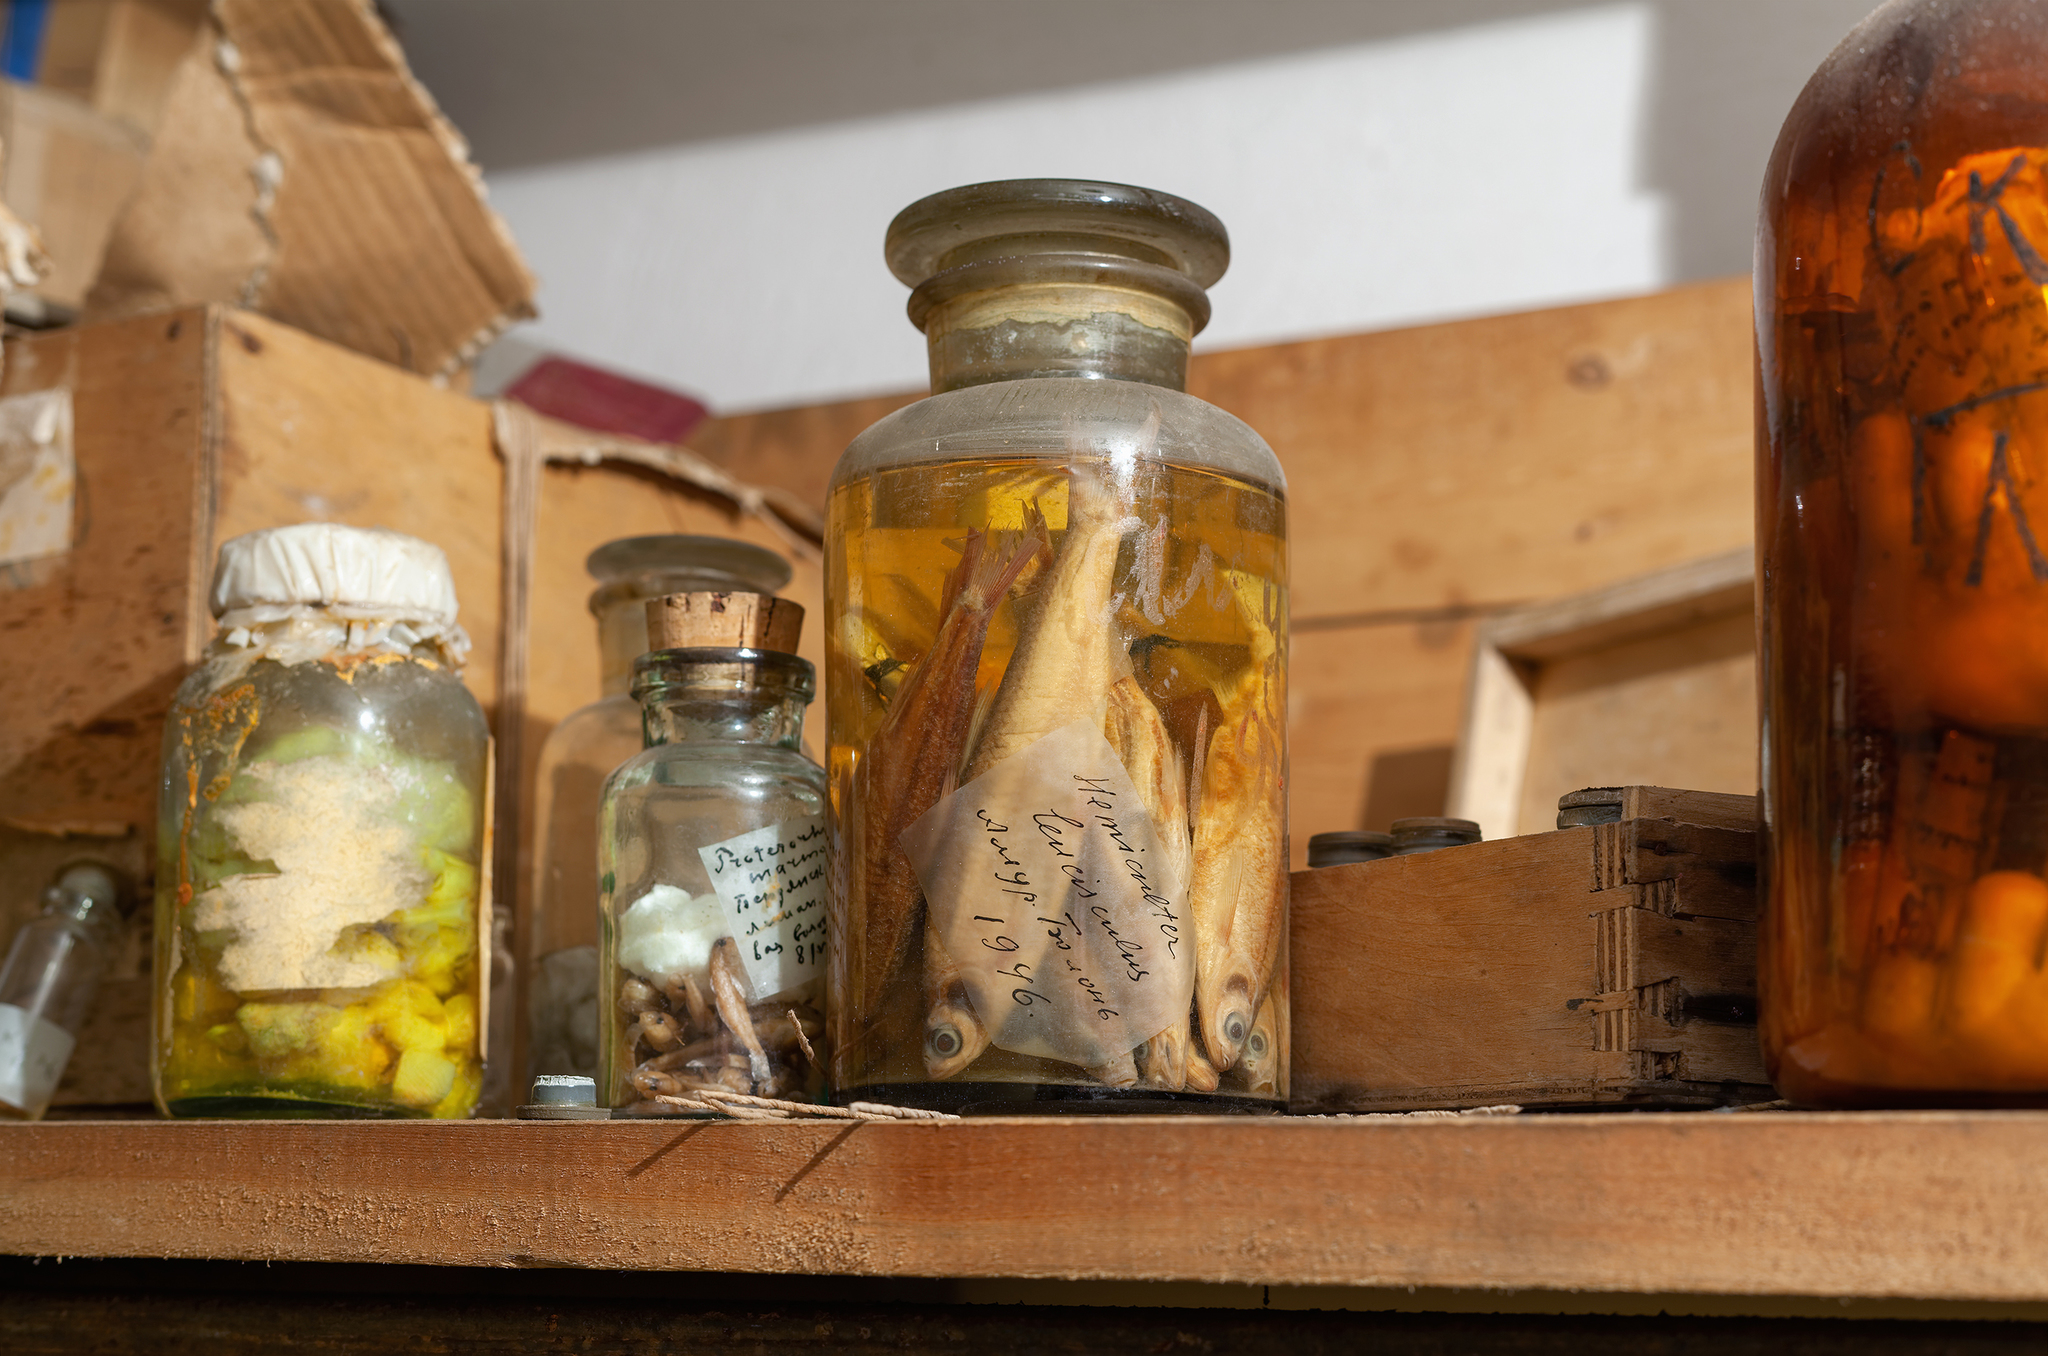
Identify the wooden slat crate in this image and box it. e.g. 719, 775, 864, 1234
1290, 787, 1771, 1112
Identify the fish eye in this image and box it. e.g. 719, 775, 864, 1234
1247, 1031, 1267, 1058
1225, 1014, 1247, 1045
928, 1027, 961, 1058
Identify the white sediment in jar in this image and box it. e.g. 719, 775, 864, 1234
615, 885, 723, 988
189, 753, 428, 992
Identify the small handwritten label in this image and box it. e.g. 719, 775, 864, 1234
0, 1001, 75, 1118
898, 718, 1194, 1070
698, 817, 829, 999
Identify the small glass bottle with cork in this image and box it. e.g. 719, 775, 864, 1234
598, 590, 829, 1114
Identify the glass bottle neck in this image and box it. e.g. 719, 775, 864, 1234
634, 651, 814, 751
923, 281, 1193, 393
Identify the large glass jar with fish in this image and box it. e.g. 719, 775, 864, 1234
826, 179, 1289, 1111
1758, 0, 2048, 1105
155, 524, 490, 1118
522, 535, 791, 1089
598, 592, 829, 1113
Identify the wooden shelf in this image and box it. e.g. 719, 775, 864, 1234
5, 1111, 2048, 1300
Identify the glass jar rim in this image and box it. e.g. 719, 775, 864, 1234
630, 646, 815, 699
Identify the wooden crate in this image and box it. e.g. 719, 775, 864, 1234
1290, 787, 1770, 1113
0, 304, 820, 1107
1445, 548, 1756, 842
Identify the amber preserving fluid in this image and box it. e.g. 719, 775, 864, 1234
1758, 0, 2048, 1104
827, 181, 1290, 1110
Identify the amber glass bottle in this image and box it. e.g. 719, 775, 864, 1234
1758, 0, 2048, 1104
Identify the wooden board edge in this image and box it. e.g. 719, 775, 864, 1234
1443, 639, 1531, 842
1485, 547, 1755, 661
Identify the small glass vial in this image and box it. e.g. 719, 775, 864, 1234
0, 863, 126, 1120
599, 592, 828, 1113
155, 524, 491, 1118
523, 536, 790, 1088
827, 179, 1289, 1110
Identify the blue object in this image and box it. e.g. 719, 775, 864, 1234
0, 0, 49, 82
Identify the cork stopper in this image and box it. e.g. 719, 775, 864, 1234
646, 591, 803, 653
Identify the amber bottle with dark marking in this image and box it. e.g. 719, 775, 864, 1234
1759, 0, 2048, 1104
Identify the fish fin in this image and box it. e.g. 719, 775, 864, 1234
936, 529, 988, 619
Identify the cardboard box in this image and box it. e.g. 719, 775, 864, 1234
36, 0, 207, 134
0, 304, 819, 1107
1290, 787, 1771, 1113
88, 0, 536, 380
1444, 548, 1757, 842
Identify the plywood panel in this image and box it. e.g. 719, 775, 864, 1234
1188, 278, 1755, 622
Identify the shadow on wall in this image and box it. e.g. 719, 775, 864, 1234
387, 0, 1579, 170
1360, 745, 1456, 832
1636, 0, 1886, 281
398, 0, 1891, 290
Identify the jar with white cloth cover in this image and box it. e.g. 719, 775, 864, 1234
153, 523, 491, 1118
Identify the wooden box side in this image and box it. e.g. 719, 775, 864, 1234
1289, 828, 1617, 1112
0, 305, 213, 835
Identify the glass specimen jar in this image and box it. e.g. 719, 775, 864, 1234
522, 536, 790, 1087
1758, 0, 2048, 1104
0, 863, 126, 1120
598, 593, 828, 1113
826, 179, 1289, 1111
154, 524, 491, 1118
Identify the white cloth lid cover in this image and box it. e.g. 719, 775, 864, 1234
209, 523, 460, 624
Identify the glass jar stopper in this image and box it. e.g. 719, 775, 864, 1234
886, 178, 1229, 337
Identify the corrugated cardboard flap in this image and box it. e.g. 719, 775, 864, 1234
89, 0, 536, 380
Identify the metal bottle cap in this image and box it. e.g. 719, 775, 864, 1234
1307, 831, 1395, 869
1557, 787, 1625, 829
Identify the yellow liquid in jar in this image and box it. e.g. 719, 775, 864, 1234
826, 453, 1288, 1103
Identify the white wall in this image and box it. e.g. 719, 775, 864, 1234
413, 0, 1884, 413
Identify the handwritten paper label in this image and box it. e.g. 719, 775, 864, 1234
898, 718, 1194, 1070
699, 817, 828, 999
0, 389, 74, 571
0, 1001, 74, 1117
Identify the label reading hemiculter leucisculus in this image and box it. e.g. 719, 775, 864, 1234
898, 718, 1195, 1070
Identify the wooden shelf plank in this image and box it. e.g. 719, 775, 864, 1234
4, 1113, 2046, 1300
